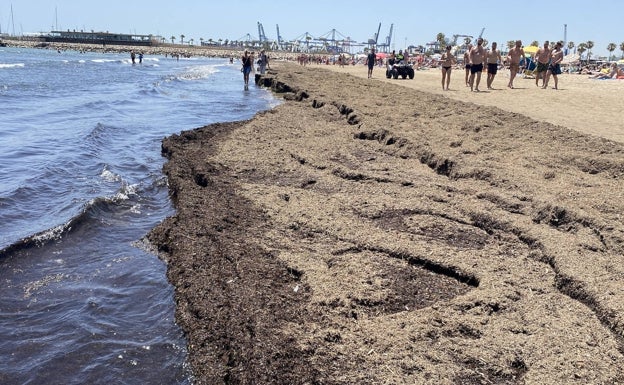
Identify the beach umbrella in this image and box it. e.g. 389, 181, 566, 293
376, 52, 387, 59
618, 59, 624, 65
524, 45, 539, 54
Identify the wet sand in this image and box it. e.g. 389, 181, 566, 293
148, 61, 624, 384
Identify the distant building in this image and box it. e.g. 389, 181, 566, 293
44, 30, 162, 46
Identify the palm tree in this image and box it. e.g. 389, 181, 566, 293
586, 40, 594, 63
189, 38, 194, 46
199, 37, 204, 46
436, 32, 446, 50
607, 43, 616, 61
577, 42, 587, 63
567, 41, 575, 54
620, 42, 624, 59
180, 34, 185, 45
170, 35, 176, 45
531, 40, 539, 47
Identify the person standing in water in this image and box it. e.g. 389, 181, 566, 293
241, 50, 252, 89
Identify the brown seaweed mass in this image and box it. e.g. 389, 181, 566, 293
149, 63, 624, 385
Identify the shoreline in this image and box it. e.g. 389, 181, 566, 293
2, 39, 305, 61
149, 62, 624, 384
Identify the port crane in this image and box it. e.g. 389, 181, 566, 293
376, 24, 393, 52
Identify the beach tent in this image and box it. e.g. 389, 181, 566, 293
562, 54, 580, 65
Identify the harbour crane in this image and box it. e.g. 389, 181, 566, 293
474, 27, 485, 44
276, 24, 284, 50
451, 34, 473, 46
257, 22, 267, 43
368, 22, 382, 46
376, 24, 393, 52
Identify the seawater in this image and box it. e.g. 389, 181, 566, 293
0, 47, 278, 384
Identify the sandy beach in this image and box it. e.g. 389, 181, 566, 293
326, 63, 624, 143
6, 39, 624, 384
145, 59, 624, 385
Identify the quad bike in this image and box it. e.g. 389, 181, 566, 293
386, 60, 415, 79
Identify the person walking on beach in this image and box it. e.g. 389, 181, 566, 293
468, 38, 486, 92
241, 50, 253, 89
534, 41, 551, 87
485, 42, 502, 90
506, 40, 525, 88
440, 45, 456, 90
138, 52, 143, 64
543, 41, 563, 89
366, 48, 376, 78
258, 50, 269, 75
464, 44, 472, 86
130, 51, 136, 64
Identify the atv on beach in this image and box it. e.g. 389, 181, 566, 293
386, 60, 415, 79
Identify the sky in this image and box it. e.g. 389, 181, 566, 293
2, 0, 623, 57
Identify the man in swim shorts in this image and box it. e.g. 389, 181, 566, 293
464, 44, 472, 86
506, 40, 525, 88
468, 38, 486, 92
366, 47, 376, 78
543, 41, 563, 89
485, 42, 502, 89
534, 41, 551, 87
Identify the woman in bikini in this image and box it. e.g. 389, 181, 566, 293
440, 45, 457, 91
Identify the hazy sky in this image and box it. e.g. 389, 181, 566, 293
2, 0, 623, 56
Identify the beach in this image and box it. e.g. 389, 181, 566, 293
328, 62, 624, 143
147, 59, 624, 385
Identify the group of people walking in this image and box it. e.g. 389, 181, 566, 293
241, 50, 270, 90
453, 38, 565, 91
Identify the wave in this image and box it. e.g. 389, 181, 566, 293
163, 64, 221, 82
0, 177, 141, 260
0, 63, 25, 69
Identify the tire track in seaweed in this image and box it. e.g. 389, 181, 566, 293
348, 126, 624, 356
257, 69, 624, 358
366, 129, 624, 355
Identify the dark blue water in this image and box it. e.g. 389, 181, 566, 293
0, 47, 277, 384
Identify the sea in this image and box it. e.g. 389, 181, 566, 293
0, 46, 278, 384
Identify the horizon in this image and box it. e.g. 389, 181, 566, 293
1, 0, 623, 58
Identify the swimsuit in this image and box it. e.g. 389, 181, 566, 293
442, 66, 452, 70
548, 63, 562, 75
367, 53, 376, 69
242, 56, 252, 75
487, 63, 498, 74
536, 62, 548, 73
470, 63, 483, 74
